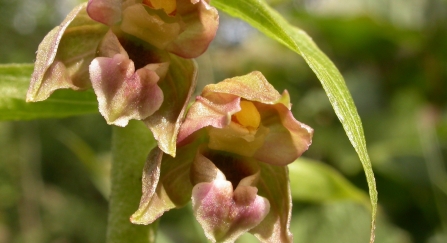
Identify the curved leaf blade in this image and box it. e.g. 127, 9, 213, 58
0, 64, 98, 120
211, 0, 377, 242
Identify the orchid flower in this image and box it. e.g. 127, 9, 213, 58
87, 0, 219, 58
131, 72, 313, 242
26, 1, 218, 156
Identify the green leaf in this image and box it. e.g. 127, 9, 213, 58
288, 157, 369, 204
211, 0, 377, 242
0, 64, 98, 121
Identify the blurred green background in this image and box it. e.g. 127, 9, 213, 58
1, 0, 446, 242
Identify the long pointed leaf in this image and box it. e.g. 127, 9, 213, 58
211, 0, 377, 242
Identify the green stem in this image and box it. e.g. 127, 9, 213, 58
107, 120, 158, 243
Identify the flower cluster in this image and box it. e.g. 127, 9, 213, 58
26, 0, 218, 155
27, 1, 313, 243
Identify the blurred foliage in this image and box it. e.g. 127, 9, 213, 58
1, 0, 447, 243
0, 64, 98, 121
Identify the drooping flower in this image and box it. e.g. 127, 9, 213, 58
177, 71, 313, 166
131, 72, 313, 242
26, 0, 218, 156
87, 0, 219, 58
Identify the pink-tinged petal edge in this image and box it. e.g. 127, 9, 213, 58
166, 0, 219, 58
253, 101, 314, 166
192, 181, 270, 243
89, 53, 164, 126
177, 94, 241, 143
192, 179, 270, 243
87, 0, 122, 26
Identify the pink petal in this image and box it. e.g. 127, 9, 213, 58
87, 0, 122, 26
166, 0, 219, 58
89, 53, 163, 126
192, 180, 270, 242
192, 179, 270, 243
177, 94, 240, 143
253, 99, 314, 166
190, 149, 270, 242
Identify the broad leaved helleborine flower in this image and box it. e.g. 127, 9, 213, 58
131, 72, 313, 243
26, 0, 218, 155
88, 0, 219, 58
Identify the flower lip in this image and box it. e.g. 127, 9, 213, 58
190, 147, 270, 243
88, 30, 167, 127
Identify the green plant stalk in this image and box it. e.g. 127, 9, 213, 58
107, 120, 158, 243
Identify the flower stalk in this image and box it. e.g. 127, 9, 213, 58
108, 120, 158, 243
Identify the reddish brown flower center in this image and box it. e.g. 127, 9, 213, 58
204, 152, 255, 188
118, 37, 164, 70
